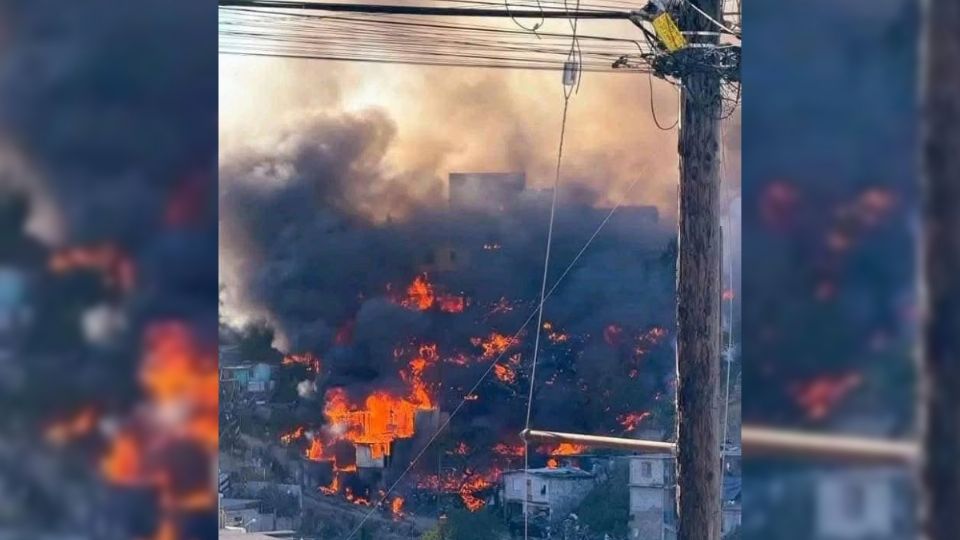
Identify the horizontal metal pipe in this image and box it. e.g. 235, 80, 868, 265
521, 426, 919, 465
741, 426, 918, 465
521, 429, 677, 453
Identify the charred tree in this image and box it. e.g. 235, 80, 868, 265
919, 0, 960, 538
674, 0, 723, 539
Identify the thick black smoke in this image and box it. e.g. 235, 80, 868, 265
220, 109, 678, 449
0, 1, 217, 538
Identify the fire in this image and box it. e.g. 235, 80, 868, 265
391, 496, 405, 518
451, 442, 471, 456
322, 386, 435, 459
282, 352, 321, 372
545, 443, 586, 456
398, 273, 467, 313
320, 473, 341, 496
546, 458, 559, 469
790, 373, 863, 420
471, 332, 517, 360
438, 293, 467, 313
543, 321, 569, 344
305, 438, 328, 461
49, 243, 135, 292
345, 488, 371, 506
402, 344, 438, 408
493, 363, 517, 384
45, 407, 98, 445
280, 426, 305, 445
401, 274, 435, 310
492, 442, 525, 457
618, 411, 652, 432
101, 432, 142, 485
418, 468, 500, 512
95, 320, 218, 539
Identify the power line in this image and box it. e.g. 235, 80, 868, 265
220, 5, 656, 72
343, 174, 646, 539
220, 0, 634, 19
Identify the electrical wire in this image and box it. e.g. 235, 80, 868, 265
342, 173, 646, 539
648, 71, 680, 130
679, 0, 741, 38
220, 6, 657, 72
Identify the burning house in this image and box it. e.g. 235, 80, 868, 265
221, 156, 679, 526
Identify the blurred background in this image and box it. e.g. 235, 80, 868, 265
742, 0, 921, 538
0, 1, 217, 539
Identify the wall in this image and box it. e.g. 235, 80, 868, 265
815, 471, 895, 539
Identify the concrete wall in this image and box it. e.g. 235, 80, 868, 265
502, 473, 595, 519
629, 455, 671, 487
815, 471, 896, 539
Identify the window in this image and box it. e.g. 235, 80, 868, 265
642, 462, 652, 478
843, 483, 867, 520
540, 483, 547, 496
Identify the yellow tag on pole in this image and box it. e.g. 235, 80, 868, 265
652, 12, 686, 52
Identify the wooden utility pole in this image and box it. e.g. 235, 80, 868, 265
674, 0, 723, 538
919, 0, 960, 538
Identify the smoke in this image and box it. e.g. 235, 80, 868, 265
220, 49, 685, 218
0, 0, 217, 537
219, 94, 680, 447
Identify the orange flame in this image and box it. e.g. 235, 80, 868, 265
471, 332, 517, 360
493, 442, 525, 457
306, 438, 328, 461
418, 468, 500, 512
438, 293, 467, 313
320, 473, 341, 496
401, 274, 435, 311
45, 407, 98, 445
618, 411, 652, 432
543, 321, 569, 344
280, 426, 306, 445
493, 363, 517, 384
98, 321, 218, 524
391, 496, 405, 518
49, 244, 135, 292
545, 443, 586, 456
282, 352, 321, 372
790, 373, 863, 420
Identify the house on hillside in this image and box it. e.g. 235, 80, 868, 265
220, 362, 274, 396
500, 466, 596, 524
628, 454, 676, 540
628, 452, 742, 540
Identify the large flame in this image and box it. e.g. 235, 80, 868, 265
98, 322, 218, 540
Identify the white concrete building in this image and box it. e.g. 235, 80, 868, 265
814, 468, 905, 539
501, 466, 596, 522
627, 454, 677, 540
